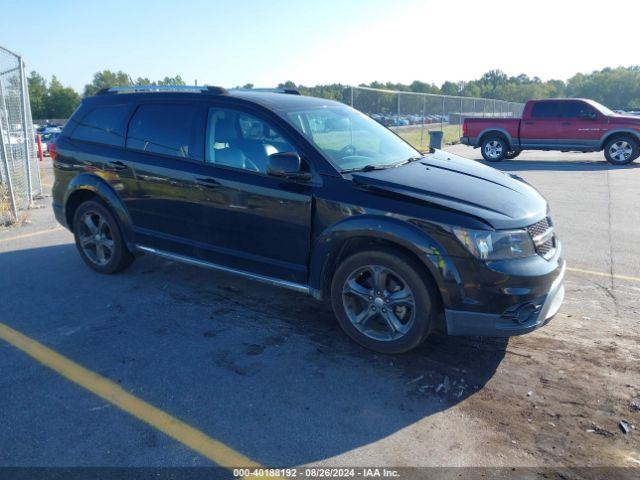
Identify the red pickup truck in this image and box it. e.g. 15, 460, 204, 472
461, 98, 640, 165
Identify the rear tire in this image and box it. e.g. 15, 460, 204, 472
73, 200, 134, 274
330, 247, 437, 354
481, 136, 508, 162
604, 136, 639, 165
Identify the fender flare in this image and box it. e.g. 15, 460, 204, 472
599, 129, 640, 149
64, 173, 136, 251
477, 128, 514, 150
309, 215, 464, 307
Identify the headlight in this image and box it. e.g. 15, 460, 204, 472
453, 227, 536, 260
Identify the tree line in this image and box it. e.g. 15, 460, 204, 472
28, 66, 640, 120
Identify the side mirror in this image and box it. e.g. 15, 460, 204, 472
267, 152, 311, 180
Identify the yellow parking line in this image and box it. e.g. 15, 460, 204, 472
567, 266, 640, 283
0, 322, 269, 473
0, 226, 65, 243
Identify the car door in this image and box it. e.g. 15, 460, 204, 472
189, 105, 314, 284
122, 100, 211, 255
519, 101, 563, 148
557, 100, 601, 149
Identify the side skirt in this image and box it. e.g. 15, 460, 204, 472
136, 245, 311, 295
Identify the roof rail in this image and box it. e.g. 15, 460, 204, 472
229, 87, 301, 95
96, 85, 228, 95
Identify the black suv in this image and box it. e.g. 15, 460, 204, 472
52, 86, 565, 353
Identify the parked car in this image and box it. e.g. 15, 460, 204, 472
461, 98, 640, 164
51, 86, 565, 353
39, 131, 60, 155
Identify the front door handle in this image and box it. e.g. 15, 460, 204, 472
108, 160, 127, 171
195, 177, 221, 189
561, 121, 571, 125
523, 121, 535, 125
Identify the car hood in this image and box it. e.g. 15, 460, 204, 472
351, 149, 548, 229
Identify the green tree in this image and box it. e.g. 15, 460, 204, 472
440, 81, 460, 96
157, 75, 185, 86
27, 71, 48, 119
44, 76, 81, 118
83, 70, 132, 96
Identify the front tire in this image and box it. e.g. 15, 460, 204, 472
604, 136, 639, 165
330, 247, 437, 354
73, 200, 134, 274
481, 136, 508, 162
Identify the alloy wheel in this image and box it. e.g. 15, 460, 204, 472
342, 265, 416, 342
484, 140, 504, 160
608, 140, 633, 163
77, 210, 115, 266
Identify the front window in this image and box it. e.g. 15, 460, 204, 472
285, 106, 420, 172
584, 99, 615, 116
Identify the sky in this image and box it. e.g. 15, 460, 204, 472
2, 0, 639, 92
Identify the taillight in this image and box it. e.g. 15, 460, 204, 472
463, 121, 468, 137
48, 141, 58, 161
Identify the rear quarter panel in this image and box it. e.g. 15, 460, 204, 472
464, 118, 520, 147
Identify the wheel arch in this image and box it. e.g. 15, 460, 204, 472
64, 173, 136, 251
599, 129, 640, 150
310, 216, 463, 314
477, 128, 514, 150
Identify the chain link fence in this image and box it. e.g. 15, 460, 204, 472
0, 45, 41, 225
347, 86, 524, 150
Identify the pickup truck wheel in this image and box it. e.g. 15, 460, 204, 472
505, 150, 521, 160
331, 247, 435, 354
604, 136, 638, 165
73, 200, 134, 274
481, 137, 508, 162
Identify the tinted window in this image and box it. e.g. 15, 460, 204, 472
205, 108, 296, 173
557, 101, 596, 119
70, 104, 130, 146
127, 104, 197, 158
530, 102, 559, 119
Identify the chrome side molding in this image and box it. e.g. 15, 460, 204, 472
136, 245, 310, 294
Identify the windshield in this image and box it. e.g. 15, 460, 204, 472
284, 106, 420, 172
585, 99, 615, 116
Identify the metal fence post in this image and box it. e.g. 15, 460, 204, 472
459, 97, 463, 139
350, 86, 354, 107
420, 95, 426, 148
0, 114, 18, 221
441, 96, 445, 132
396, 92, 400, 127
18, 56, 33, 206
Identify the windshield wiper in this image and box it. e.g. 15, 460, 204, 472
341, 155, 425, 173
341, 163, 393, 173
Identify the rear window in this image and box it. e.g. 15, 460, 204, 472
530, 102, 559, 119
126, 104, 197, 159
70, 104, 130, 146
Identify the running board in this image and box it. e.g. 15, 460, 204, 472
136, 245, 310, 294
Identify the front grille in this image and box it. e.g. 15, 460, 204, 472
526, 217, 556, 259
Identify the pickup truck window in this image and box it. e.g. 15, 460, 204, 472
531, 102, 559, 119
557, 101, 596, 119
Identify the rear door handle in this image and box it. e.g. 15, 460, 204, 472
523, 121, 534, 125
108, 160, 127, 171
195, 177, 221, 189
